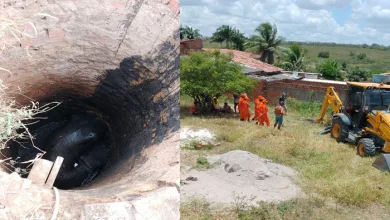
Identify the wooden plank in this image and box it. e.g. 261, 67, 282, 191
45, 157, 64, 187
27, 159, 53, 185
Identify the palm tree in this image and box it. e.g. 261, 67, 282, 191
180, 25, 185, 40
213, 25, 235, 48
231, 29, 246, 51
280, 44, 307, 71
210, 31, 224, 48
183, 25, 202, 39
246, 22, 284, 64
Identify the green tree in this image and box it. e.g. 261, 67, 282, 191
245, 22, 284, 64
231, 29, 246, 51
210, 31, 225, 48
279, 44, 307, 71
212, 25, 235, 48
182, 25, 202, 39
317, 59, 341, 80
181, 51, 255, 112
346, 67, 371, 82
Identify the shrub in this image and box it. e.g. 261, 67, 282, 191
341, 62, 347, 70
357, 53, 367, 60
317, 51, 330, 58
346, 67, 371, 82
316, 59, 341, 80
196, 156, 211, 169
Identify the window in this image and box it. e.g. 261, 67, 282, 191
365, 91, 390, 108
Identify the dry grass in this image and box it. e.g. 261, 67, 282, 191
0, 80, 60, 175
180, 95, 390, 219
181, 196, 390, 220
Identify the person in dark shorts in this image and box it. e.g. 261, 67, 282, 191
279, 92, 287, 115
233, 93, 239, 113
274, 101, 285, 130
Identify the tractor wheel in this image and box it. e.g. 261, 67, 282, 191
357, 138, 376, 157
330, 117, 348, 143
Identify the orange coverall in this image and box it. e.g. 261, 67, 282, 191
253, 96, 265, 121
258, 99, 270, 126
238, 94, 251, 121
252, 97, 261, 121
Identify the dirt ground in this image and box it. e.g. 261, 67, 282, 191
180, 127, 302, 205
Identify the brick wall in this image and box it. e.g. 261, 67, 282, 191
180, 39, 203, 55
250, 79, 348, 104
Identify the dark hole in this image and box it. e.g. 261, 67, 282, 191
8, 96, 115, 190
1, 55, 179, 190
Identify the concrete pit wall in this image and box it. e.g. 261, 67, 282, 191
0, 0, 180, 219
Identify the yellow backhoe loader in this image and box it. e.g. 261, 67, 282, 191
317, 82, 390, 171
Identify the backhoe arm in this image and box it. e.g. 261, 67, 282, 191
316, 87, 343, 123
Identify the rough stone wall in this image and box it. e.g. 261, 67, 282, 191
0, 0, 179, 101
250, 79, 348, 104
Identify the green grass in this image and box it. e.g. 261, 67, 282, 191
196, 156, 212, 170
180, 95, 390, 219
283, 43, 390, 72
201, 39, 390, 73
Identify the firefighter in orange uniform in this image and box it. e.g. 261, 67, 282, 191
258, 97, 270, 126
238, 93, 251, 121
252, 95, 264, 121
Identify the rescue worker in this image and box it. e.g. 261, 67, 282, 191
258, 98, 270, 126
252, 95, 264, 121
238, 93, 251, 121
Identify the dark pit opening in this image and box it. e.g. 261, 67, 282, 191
8, 96, 115, 190
1, 56, 179, 190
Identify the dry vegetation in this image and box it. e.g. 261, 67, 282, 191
0, 12, 59, 174
0, 80, 60, 174
180, 95, 390, 219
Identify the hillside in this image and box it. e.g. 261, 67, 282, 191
202, 39, 390, 73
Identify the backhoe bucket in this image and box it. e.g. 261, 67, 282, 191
372, 154, 390, 171
316, 125, 331, 135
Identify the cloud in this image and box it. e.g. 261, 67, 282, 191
295, 0, 352, 10
351, 0, 390, 29
181, 0, 390, 45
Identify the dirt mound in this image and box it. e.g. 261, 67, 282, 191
181, 150, 302, 205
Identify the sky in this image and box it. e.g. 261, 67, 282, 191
180, 0, 390, 45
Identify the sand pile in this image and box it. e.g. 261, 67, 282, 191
181, 150, 302, 205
